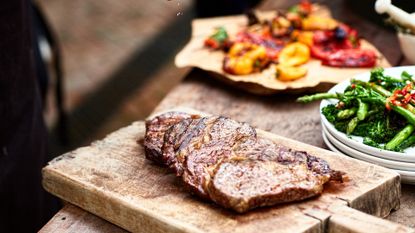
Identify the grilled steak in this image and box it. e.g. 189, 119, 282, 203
143, 111, 199, 165
170, 116, 257, 198
206, 138, 339, 212
143, 112, 344, 213
208, 159, 324, 213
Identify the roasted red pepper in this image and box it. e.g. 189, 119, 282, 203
311, 24, 376, 68
321, 49, 377, 68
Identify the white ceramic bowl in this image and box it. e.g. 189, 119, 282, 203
319, 66, 415, 162
322, 124, 415, 171
322, 130, 415, 184
398, 32, 415, 64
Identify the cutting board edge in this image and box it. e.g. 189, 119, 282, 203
42, 167, 205, 233
347, 173, 401, 218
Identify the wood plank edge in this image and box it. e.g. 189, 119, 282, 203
327, 205, 414, 233
39, 204, 128, 233
347, 174, 401, 218
42, 167, 204, 233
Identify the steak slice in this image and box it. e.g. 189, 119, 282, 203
207, 158, 325, 213
162, 117, 208, 171
143, 111, 199, 165
172, 116, 257, 198
206, 138, 339, 212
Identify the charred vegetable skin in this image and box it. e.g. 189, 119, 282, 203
223, 42, 269, 75
311, 24, 377, 68
204, 27, 230, 50
297, 68, 415, 152
203, 0, 377, 78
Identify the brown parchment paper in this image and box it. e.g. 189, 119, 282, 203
175, 6, 391, 94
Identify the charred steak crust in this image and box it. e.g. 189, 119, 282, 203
206, 138, 331, 213
207, 159, 324, 213
175, 116, 257, 198
143, 111, 199, 165
143, 112, 345, 213
162, 118, 194, 168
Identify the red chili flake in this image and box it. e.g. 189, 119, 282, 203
401, 83, 413, 96
385, 101, 392, 110
404, 93, 412, 104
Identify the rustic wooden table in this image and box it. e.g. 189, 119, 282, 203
39, 0, 415, 232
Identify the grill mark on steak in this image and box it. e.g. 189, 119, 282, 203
206, 138, 334, 212
143, 111, 199, 165
162, 118, 195, 168
175, 116, 257, 198
143, 111, 345, 213
207, 159, 324, 213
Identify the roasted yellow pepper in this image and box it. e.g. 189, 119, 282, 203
291, 30, 314, 47
302, 16, 338, 31
276, 65, 307, 81
278, 42, 310, 67
224, 42, 268, 75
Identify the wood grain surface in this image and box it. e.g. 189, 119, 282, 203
39, 204, 128, 233
42, 112, 412, 233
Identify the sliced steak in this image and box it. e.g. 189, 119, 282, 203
173, 116, 257, 198
207, 158, 325, 213
143, 111, 199, 165
143, 111, 345, 212
206, 138, 336, 212
162, 117, 208, 172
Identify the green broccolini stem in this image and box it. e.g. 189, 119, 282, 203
351, 79, 392, 96
364, 81, 415, 114
358, 80, 415, 113
346, 117, 360, 135
370, 84, 392, 97
406, 104, 415, 115
385, 124, 415, 151
296, 93, 339, 103
337, 108, 357, 120
397, 134, 415, 151
357, 99, 369, 121
391, 105, 415, 126
352, 80, 415, 127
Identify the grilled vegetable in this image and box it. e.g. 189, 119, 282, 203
322, 49, 377, 68
302, 16, 338, 30
223, 43, 269, 75
276, 65, 307, 81
291, 30, 314, 46
278, 42, 310, 66
204, 27, 229, 50
385, 124, 415, 150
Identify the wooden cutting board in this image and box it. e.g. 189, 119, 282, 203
42, 109, 413, 233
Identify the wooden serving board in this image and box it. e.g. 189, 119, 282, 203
42, 108, 413, 233
175, 6, 391, 94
